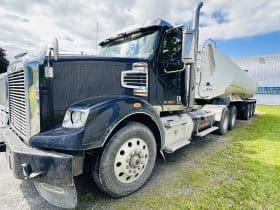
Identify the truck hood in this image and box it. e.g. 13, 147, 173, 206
40, 55, 148, 131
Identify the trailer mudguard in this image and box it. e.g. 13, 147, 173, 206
31, 95, 165, 151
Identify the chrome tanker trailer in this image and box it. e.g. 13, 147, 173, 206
0, 2, 257, 208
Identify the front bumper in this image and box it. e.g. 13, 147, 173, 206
0, 127, 83, 186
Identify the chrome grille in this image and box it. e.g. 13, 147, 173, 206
8, 69, 29, 140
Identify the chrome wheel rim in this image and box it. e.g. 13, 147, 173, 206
114, 138, 149, 183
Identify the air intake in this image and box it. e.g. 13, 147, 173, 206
121, 63, 148, 96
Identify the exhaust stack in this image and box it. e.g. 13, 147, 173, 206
182, 2, 203, 108
192, 2, 203, 55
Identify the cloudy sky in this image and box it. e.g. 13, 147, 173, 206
0, 0, 280, 61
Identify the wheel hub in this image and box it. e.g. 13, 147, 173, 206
130, 155, 141, 168
114, 138, 149, 183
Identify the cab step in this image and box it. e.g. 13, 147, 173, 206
195, 126, 219, 137
164, 139, 191, 153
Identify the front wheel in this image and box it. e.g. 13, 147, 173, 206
92, 122, 157, 197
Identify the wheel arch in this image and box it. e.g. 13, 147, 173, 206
103, 112, 164, 151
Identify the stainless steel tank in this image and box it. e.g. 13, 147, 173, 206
195, 44, 258, 100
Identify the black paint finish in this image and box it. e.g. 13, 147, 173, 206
40, 56, 147, 132
3, 127, 74, 186
33, 26, 186, 152
31, 95, 165, 151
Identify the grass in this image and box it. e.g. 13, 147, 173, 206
114, 106, 280, 209
115, 106, 280, 209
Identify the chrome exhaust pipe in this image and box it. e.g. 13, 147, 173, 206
188, 2, 203, 108
192, 2, 203, 31
192, 2, 203, 54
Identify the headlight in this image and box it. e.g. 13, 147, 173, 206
62, 109, 89, 128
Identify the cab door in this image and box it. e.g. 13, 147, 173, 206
157, 29, 187, 106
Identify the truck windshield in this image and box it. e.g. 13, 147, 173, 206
98, 29, 159, 59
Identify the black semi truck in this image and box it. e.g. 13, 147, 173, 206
0, 2, 257, 208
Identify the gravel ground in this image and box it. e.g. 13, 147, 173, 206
0, 120, 248, 210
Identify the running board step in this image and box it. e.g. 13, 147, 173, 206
195, 126, 219, 137
164, 139, 191, 153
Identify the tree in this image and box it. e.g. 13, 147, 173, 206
0, 47, 9, 73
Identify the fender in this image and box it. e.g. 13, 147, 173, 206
31, 95, 165, 151
80, 95, 165, 150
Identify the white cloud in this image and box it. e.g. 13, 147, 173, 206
0, 0, 279, 61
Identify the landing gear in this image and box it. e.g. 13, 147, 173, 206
92, 122, 156, 197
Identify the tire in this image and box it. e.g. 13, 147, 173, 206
228, 106, 237, 130
216, 108, 229, 135
252, 103, 256, 116
92, 122, 157, 197
250, 103, 255, 117
249, 104, 253, 118
241, 104, 250, 120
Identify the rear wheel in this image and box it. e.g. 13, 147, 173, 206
241, 104, 250, 120
228, 106, 237, 130
216, 108, 229, 135
252, 103, 256, 116
92, 122, 157, 197
248, 104, 252, 118
249, 104, 254, 118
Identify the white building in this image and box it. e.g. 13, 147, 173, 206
233, 54, 280, 105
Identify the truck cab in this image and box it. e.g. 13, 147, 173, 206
0, 2, 257, 208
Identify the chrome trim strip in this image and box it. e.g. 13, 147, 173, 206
153, 105, 186, 112
27, 61, 40, 137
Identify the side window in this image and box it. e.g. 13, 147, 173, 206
161, 30, 184, 72
158, 30, 184, 88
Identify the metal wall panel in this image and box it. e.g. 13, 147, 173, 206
233, 55, 280, 105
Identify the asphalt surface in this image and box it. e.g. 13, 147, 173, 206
0, 120, 248, 210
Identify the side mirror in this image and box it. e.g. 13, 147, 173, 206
53, 38, 59, 61
181, 29, 195, 64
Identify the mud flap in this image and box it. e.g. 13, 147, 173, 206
34, 182, 77, 209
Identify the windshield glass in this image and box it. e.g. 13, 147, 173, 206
98, 29, 159, 59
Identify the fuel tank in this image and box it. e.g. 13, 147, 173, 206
195, 44, 258, 100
